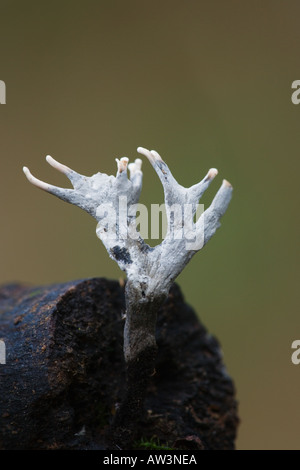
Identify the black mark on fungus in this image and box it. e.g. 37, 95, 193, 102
111, 246, 132, 264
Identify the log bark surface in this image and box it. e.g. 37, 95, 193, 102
0, 278, 238, 450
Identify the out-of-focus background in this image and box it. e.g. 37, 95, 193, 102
0, 0, 299, 449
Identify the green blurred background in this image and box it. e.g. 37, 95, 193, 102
0, 0, 299, 449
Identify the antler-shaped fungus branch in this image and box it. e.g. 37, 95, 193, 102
23, 146, 233, 446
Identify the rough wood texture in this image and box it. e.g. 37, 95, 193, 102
0, 278, 238, 450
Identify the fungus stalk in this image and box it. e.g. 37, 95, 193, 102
23, 147, 233, 442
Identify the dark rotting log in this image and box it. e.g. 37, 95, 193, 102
0, 278, 238, 450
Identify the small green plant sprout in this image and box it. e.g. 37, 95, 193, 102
135, 436, 174, 450
23, 146, 232, 442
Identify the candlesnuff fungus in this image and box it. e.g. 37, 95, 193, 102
23, 147, 233, 442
